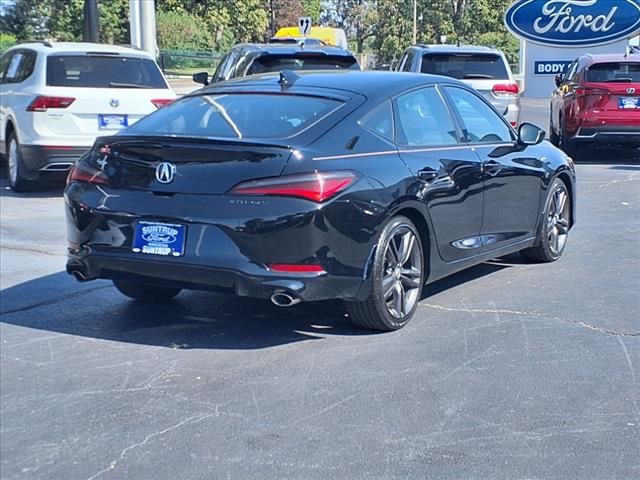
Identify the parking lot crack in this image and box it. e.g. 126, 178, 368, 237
85, 413, 215, 480
0, 244, 65, 257
0, 285, 112, 316
420, 303, 640, 337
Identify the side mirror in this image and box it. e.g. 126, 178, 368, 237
192, 72, 209, 86
518, 123, 545, 146
554, 74, 564, 88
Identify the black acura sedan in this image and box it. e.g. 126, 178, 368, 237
65, 70, 575, 331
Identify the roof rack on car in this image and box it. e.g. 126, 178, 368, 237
27, 40, 53, 47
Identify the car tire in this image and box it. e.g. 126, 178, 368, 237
520, 178, 571, 263
346, 216, 424, 331
113, 279, 182, 302
7, 132, 35, 192
558, 118, 577, 160
549, 112, 560, 146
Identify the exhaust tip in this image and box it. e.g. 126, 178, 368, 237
270, 292, 301, 308
71, 270, 87, 282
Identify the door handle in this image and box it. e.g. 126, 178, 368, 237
483, 160, 502, 177
417, 168, 437, 181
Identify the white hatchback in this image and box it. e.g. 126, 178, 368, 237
0, 41, 175, 191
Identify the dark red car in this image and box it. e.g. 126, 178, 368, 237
550, 53, 640, 159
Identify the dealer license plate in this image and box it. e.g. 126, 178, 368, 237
133, 221, 186, 257
618, 97, 640, 109
99, 114, 129, 129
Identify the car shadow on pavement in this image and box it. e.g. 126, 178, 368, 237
0, 176, 66, 198
1, 256, 524, 350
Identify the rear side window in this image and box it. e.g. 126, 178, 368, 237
248, 54, 359, 74
3, 50, 37, 84
421, 53, 509, 80
394, 87, 459, 147
586, 62, 640, 82
125, 94, 342, 139
360, 100, 394, 141
46, 55, 168, 89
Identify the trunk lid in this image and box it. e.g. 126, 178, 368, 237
98, 136, 292, 195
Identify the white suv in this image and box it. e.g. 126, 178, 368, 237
0, 42, 175, 191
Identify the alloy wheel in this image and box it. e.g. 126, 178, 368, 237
547, 185, 570, 255
382, 226, 422, 318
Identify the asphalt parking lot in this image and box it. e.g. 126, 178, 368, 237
1, 101, 639, 479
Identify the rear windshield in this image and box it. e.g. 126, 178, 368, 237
248, 54, 359, 74
124, 94, 342, 139
421, 53, 509, 80
586, 62, 640, 82
46, 55, 168, 89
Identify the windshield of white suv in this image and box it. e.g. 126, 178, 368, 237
421, 53, 509, 80
46, 55, 168, 89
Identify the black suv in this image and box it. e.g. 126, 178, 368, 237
194, 43, 359, 85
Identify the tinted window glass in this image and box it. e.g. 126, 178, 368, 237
46, 55, 167, 88
125, 94, 342, 139
249, 54, 358, 74
360, 100, 394, 141
4, 51, 36, 83
586, 62, 640, 82
394, 87, 459, 146
0, 52, 13, 83
421, 53, 509, 80
446, 87, 512, 143
401, 51, 414, 72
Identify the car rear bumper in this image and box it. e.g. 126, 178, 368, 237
66, 248, 368, 302
64, 183, 380, 303
21, 145, 89, 177
572, 126, 640, 146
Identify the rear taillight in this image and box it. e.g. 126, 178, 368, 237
492, 83, 519, 96
267, 264, 326, 274
67, 162, 108, 186
575, 87, 608, 97
27, 96, 75, 112
151, 98, 173, 109
229, 171, 358, 203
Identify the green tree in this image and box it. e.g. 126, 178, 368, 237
302, 0, 322, 23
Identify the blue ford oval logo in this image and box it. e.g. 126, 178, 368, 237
141, 225, 178, 244
505, 0, 640, 47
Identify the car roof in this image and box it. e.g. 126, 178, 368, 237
231, 42, 354, 57
412, 44, 503, 55
10, 41, 154, 58
199, 70, 464, 98
581, 53, 640, 65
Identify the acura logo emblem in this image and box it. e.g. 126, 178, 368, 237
109, 98, 120, 108
155, 162, 176, 184
627, 87, 636, 95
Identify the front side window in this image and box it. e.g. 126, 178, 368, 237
394, 87, 459, 147
124, 93, 342, 139
46, 55, 167, 89
445, 87, 513, 144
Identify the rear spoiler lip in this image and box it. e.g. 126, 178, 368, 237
93, 134, 293, 150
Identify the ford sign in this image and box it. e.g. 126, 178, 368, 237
505, 0, 640, 47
